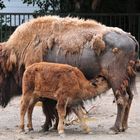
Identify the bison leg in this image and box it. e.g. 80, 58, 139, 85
27, 97, 38, 131
41, 99, 58, 131
53, 110, 59, 130
111, 90, 128, 133
122, 87, 133, 131
20, 95, 31, 132
73, 106, 91, 134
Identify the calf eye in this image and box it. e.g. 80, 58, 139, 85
91, 82, 97, 87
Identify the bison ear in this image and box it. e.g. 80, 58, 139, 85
6, 50, 17, 71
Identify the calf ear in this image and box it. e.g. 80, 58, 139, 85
6, 50, 17, 71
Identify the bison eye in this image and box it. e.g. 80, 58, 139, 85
4, 74, 8, 78
0, 94, 2, 104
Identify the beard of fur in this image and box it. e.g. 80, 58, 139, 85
0, 74, 22, 107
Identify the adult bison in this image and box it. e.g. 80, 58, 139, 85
0, 16, 139, 133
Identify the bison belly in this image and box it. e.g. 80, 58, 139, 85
43, 45, 101, 79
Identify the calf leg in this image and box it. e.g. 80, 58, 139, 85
56, 99, 68, 135
27, 97, 38, 131
73, 106, 91, 133
20, 95, 31, 131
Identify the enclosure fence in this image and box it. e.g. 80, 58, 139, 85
0, 13, 140, 44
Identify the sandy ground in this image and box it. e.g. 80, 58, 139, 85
0, 74, 140, 140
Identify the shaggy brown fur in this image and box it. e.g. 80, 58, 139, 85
20, 62, 109, 134
4, 16, 125, 67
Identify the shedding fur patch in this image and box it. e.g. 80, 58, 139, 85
127, 60, 136, 76
91, 35, 105, 55
5, 15, 112, 58
3, 15, 133, 71
112, 48, 120, 54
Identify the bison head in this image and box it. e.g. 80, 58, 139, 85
0, 45, 22, 107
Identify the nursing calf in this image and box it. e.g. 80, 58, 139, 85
20, 62, 109, 135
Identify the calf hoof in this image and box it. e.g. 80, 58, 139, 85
58, 130, 64, 134
19, 129, 25, 134
59, 133, 66, 137
28, 128, 34, 132
19, 125, 25, 133
88, 131, 93, 135
83, 127, 92, 134
27, 124, 34, 132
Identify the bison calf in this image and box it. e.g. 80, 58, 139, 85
20, 62, 109, 135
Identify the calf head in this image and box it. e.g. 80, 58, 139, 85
90, 76, 109, 93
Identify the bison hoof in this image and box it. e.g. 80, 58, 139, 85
40, 127, 52, 133
41, 124, 50, 132
122, 125, 128, 132
109, 126, 123, 134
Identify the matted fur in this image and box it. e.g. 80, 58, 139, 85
4, 15, 126, 69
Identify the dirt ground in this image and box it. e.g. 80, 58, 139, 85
0, 74, 140, 140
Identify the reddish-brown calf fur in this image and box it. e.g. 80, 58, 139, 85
20, 62, 109, 134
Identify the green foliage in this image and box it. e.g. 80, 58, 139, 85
22, 0, 60, 14
0, 0, 5, 10
0, 15, 14, 42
